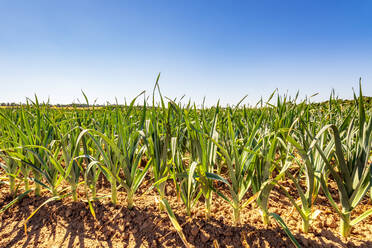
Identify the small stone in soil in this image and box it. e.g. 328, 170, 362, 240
200, 230, 210, 243
223, 237, 232, 245
300, 237, 309, 247
152, 240, 157, 247
225, 230, 233, 236
191, 226, 199, 236
123, 233, 129, 240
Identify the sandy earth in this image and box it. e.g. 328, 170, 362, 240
0, 173, 371, 248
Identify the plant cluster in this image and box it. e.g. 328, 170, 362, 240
0, 79, 371, 247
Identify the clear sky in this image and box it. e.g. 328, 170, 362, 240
1, 0, 371, 106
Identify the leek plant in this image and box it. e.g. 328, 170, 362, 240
169, 132, 201, 216
251, 131, 278, 226
166, 101, 202, 216
115, 96, 150, 208
282, 120, 333, 233
0, 107, 31, 192
209, 111, 262, 225
83, 93, 149, 207
0, 121, 22, 196
185, 104, 219, 219
315, 84, 372, 238
9, 144, 64, 197
59, 126, 85, 201
0, 98, 63, 196
144, 81, 173, 210
0, 153, 19, 196
177, 161, 201, 216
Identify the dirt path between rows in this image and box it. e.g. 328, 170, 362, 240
0, 175, 371, 248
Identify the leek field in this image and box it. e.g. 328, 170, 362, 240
0, 81, 371, 247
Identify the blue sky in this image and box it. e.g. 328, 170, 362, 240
1, 0, 371, 106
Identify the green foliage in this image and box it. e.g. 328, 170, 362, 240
0, 79, 371, 243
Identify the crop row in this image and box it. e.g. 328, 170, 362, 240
0, 81, 371, 247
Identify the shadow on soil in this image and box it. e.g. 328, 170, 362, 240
1, 195, 371, 248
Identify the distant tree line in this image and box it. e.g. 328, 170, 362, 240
0, 96, 371, 108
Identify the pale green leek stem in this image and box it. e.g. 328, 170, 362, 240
233, 207, 241, 226
72, 184, 78, 201
340, 213, 352, 239
111, 180, 117, 205
261, 209, 270, 226
9, 176, 16, 196
205, 194, 212, 219
127, 191, 134, 209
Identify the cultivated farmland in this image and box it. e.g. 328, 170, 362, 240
0, 82, 371, 247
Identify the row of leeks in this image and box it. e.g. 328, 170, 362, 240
0, 82, 371, 243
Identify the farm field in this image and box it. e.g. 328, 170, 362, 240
0, 84, 371, 247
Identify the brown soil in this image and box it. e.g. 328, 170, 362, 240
0, 174, 371, 248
